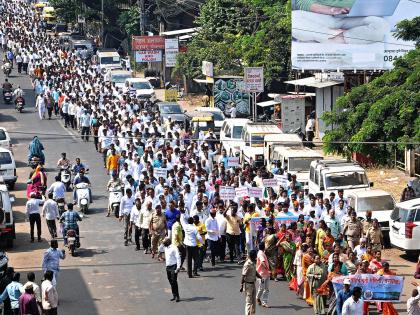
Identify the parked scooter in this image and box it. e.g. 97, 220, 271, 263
75, 182, 90, 214
3, 91, 12, 104
108, 185, 123, 218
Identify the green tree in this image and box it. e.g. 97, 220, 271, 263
322, 18, 420, 164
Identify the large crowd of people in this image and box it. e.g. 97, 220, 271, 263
1, 0, 420, 315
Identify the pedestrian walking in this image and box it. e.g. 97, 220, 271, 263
26, 192, 43, 242
256, 242, 270, 308
119, 188, 135, 246
19, 284, 40, 315
336, 278, 353, 315
80, 110, 91, 141
130, 198, 142, 251
41, 240, 65, 286
22, 272, 42, 312
240, 250, 261, 315
342, 286, 363, 315
161, 237, 181, 302
149, 205, 167, 259
184, 217, 203, 278
41, 271, 58, 315
42, 192, 59, 239
0, 272, 22, 315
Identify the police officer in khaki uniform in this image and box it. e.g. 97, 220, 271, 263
366, 219, 384, 252
362, 210, 373, 236
240, 249, 261, 315
343, 211, 363, 250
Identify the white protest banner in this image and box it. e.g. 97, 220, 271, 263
249, 187, 263, 198
220, 186, 236, 200
153, 168, 167, 179
227, 157, 240, 168
235, 187, 248, 198
263, 178, 278, 188
275, 175, 289, 189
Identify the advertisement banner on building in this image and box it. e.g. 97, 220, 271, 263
244, 67, 264, 92
165, 38, 179, 67
213, 77, 249, 117
332, 275, 404, 302
135, 50, 162, 63
291, 0, 417, 70
202, 61, 214, 77
132, 36, 165, 51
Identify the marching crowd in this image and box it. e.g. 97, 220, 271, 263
1, 1, 420, 315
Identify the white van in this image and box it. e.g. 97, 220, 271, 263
269, 146, 323, 185
220, 118, 250, 156
0, 148, 17, 190
96, 50, 122, 74
347, 189, 395, 232
389, 198, 420, 254
263, 133, 304, 167
104, 69, 132, 89
308, 160, 371, 196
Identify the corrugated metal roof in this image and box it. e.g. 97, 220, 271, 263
285, 77, 343, 88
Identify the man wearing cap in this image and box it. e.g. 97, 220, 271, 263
26, 192, 44, 243
401, 181, 416, 202
336, 278, 353, 315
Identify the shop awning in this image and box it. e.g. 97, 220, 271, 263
256, 100, 280, 107
285, 77, 343, 88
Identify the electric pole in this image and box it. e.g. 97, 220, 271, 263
139, 0, 145, 35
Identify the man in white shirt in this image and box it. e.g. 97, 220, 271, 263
130, 198, 142, 251
26, 192, 44, 242
183, 217, 203, 278
205, 209, 220, 267
41, 270, 58, 314
42, 193, 59, 239
407, 282, 420, 315
48, 176, 66, 201
342, 286, 363, 315
119, 188, 135, 246
161, 237, 181, 302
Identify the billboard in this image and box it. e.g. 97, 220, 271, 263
165, 38, 179, 67
132, 36, 165, 51
291, 0, 418, 70
135, 50, 162, 62
213, 77, 249, 117
244, 67, 264, 92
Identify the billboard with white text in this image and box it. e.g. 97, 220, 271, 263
291, 0, 418, 70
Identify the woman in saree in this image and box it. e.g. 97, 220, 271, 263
376, 262, 399, 315
302, 246, 315, 306
315, 220, 328, 256
322, 228, 334, 254
27, 136, 45, 164
306, 255, 328, 315
304, 221, 316, 248
345, 250, 358, 274
26, 165, 46, 199
264, 228, 278, 280
277, 232, 296, 281
294, 242, 307, 297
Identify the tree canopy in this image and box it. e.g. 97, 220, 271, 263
174, 0, 291, 88
322, 18, 420, 164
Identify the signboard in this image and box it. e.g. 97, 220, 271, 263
220, 186, 236, 200
263, 178, 278, 188
332, 275, 404, 302
132, 36, 165, 51
235, 187, 248, 198
154, 168, 167, 179
227, 157, 240, 168
274, 175, 289, 189
165, 38, 179, 68
213, 78, 249, 117
164, 89, 178, 101
135, 50, 162, 63
202, 61, 214, 77
77, 15, 85, 24
249, 187, 263, 199
291, 0, 417, 70
244, 67, 264, 92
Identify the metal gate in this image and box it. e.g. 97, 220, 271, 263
395, 148, 405, 172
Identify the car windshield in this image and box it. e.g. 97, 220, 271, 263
112, 75, 131, 83
358, 195, 395, 212
232, 126, 243, 139
160, 105, 182, 114
325, 171, 368, 189
390, 207, 417, 222
100, 56, 120, 65
0, 130, 6, 141
132, 82, 152, 90
0, 152, 12, 164
288, 157, 315, 172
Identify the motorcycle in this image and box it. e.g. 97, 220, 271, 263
56, 198, 66, 216
3, 67, 11, 78
15, 98, 24, 112
66, 229, 79, 257
3, 91, 12, 104
109, 185, 123, 218
59, 165, 72, 191
75, 182, 90, 214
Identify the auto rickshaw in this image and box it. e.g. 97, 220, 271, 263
187, 112, 217, 139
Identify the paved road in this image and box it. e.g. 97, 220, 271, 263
0, 66, 314, 315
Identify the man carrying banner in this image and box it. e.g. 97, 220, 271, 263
377, 262, 398, 315
342, 286, 363, 315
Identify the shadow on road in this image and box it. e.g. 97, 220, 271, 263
181, 296, 214, 302
0, 114, 18, 122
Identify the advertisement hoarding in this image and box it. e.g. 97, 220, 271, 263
132, 36, 165, 51
291, 0, 417, 70
165, 38, 179, 67
135, 50, 162, 63
213, 77, 249, 117
244, 67, 264, 92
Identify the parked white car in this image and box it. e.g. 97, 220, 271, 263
347, 189, 395, 232
0, 147, 16, 190
389, 198, 420, 255
220, 118, 250, 156
0, 128, 12, 152
104, 69, 132, 89
125, 78, 156, 103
